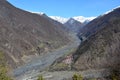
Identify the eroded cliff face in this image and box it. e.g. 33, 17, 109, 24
73, 8, 120, 71
0, 1, 70, 69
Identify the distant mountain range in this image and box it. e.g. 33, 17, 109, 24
50, 16, 96, 23
49, 16, 96, 33
32, 13, 96, 34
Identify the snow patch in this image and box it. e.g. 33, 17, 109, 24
73, 16, 96, 23
30, 12, 45, 15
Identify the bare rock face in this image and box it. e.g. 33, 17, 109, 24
73, 7, 120, 71
0, 1, 70, 68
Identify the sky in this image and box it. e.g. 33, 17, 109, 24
7, 0, 120, 18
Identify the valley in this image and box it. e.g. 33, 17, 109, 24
14, 34, 81, 80
0, 0, 120, 80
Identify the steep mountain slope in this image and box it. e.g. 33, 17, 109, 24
73, 7, 120, 75
41, 14, 69, 33
78, 8, 119, 41
46, 7, 120, 80
64, 18, 84, 33
0, 0, 70, 69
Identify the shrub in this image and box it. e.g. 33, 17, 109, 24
111, 73, 118, 80
0, 51, 12, 80
37, 75, 44, 80
72, 74, 78, 80
72, 73, 83, 80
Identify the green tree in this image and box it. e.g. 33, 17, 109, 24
73, 74, 78, 80
37, 75, 44, 80
72, 74, 83, 80
0, 51, 13, 80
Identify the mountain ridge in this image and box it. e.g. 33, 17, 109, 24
72, 7, 120, 79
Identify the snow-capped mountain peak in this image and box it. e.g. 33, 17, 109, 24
50, 16, 96, 24
50, 16, 68, 24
